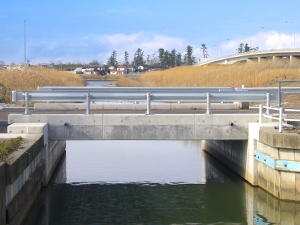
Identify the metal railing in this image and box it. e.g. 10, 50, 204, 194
13, 87, 276, 115
259, 105, 300, 132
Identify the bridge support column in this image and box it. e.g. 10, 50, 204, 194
290, 55, 293, 66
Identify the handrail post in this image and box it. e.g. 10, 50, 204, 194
279, 107, 283, 133
146, 92, 152, 115
278, 79, 281, 107
24, 92, 31, 115
205, 92, 212, 114
266, 93, 270, 114
85, 92, 91, 115
259, 104, 263, 124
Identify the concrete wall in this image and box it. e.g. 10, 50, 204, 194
0, 163, 5, 225
8, 114, 265, 141
203, 122, 300, 202
0, 123, 66, 224
255, 128, 300, 201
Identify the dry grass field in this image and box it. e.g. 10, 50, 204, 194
0, 67, 85, 104
116, 60, 300, 88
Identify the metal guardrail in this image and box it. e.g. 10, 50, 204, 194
37, 86, 235, 93
13, 87, 276, 115
259, 105, 300, 132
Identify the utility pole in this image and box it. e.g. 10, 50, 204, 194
24, 20, 26, 64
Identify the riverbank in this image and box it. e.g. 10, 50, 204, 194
115, 62, 300, 87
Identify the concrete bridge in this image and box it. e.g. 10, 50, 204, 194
2, 101, 300, 224
198, 48, 300, 66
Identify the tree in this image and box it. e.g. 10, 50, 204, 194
185, 45, 196, 65
108, 50, 118, 66
158, 48, 165, 66
237, 43, 244, 53
133, 48, 144, 66
201, 44, 209, 58
89, 60, 100, 66
237, 43, 259, 53
163, 50, 170, 68
176, 53, 182, 66
124, 51, 129, 66
0, 61, 5, 67
170, 49, 177, 67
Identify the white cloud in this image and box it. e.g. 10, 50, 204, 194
29, 32, 187, 64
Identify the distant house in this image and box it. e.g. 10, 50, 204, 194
108, 66, 115, 71
126, 65, 137, 73
110, 69, 118, 75
138, 65, 148, 71
117, 66, 126, 74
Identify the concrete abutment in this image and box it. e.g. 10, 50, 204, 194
0, 123, 65, 224
203, 122, 300, 202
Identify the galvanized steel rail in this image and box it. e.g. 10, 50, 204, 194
12, 87, 277, 115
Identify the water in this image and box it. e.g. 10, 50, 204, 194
22, 140, 300, 225
86, 80, 112, 87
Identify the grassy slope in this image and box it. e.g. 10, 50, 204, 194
116, 60, 300, 88
0, 67, 85, 104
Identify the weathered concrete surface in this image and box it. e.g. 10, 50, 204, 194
6, 162, 44, 225
260, 127, 300, 149
8, 114, 264, 140
34, 102, 238, 110
7, 123, 66, 186
0, 163, 6, 225
0, 123, 66, 224
256, 127, 300, 201
202, 123, 279, 187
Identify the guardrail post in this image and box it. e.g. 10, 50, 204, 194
266, 93, 270, 115
85, 92, 91, 115
279, 107, 283, 133
259, 104, 263, 124
24, 92, 31, 115
146, 92, 152, 115
205, 93, 212, 114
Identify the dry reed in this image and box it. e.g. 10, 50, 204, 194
0, 67, 85, 104
116, 60, 300, 88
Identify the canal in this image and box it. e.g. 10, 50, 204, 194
22, 140, 300, 225
21, 81, 300, 224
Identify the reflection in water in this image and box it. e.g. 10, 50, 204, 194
23, 141, 300, 225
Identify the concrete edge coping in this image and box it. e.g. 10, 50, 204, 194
259, 127, 300, 149
4, 134, 44, 184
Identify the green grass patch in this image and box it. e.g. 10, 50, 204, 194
0, 137, 22, 162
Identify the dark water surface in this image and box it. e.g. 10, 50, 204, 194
23, 141, 299, 225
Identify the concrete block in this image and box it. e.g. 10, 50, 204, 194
257, 141, 279, 159
8, 123, 47, 135
294, 150, 300, 161
280, 171, 296, 200
260, 128, 300, 149
296, 173, 300, 202
279, 148, 295, 160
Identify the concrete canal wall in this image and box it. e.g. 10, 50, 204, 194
0, 123, 65, 225
203, 122, 300, 202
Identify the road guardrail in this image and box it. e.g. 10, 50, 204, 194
13, 87, 276, 115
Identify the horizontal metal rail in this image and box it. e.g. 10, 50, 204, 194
13, 89, 274, 115
259, 105, 300, 132
37, 86, 235, 93
37, 86, 281, 101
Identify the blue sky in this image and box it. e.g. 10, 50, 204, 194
1, 0, 300, 65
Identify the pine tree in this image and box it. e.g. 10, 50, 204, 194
108, 50, 118, 66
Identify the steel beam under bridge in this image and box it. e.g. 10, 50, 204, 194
8, 113, 270, 140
